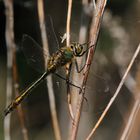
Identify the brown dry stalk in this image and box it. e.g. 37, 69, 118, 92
66, 0, 75, 120
4, 0, 29, 140
102, 10, 140, 140
86, 43, 140, 139
120, 100, 140, 140
4, 1, 14, 140
66, 0, 73, 46
120, 64, 140, 140
69, 0, 108, 140
37, 0, 61, 140
13, 50, 29, 140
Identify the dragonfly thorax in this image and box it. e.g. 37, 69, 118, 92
70, 43, 83, 57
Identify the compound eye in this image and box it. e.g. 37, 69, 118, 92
80, 45, 83, 50
70, 44, 74, 49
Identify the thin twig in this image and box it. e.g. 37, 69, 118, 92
37, 1, 61, 140
103, 10, 139, 129
120, 64, 140, 140
4, 0, 29, 140
69, 0, 90, 118
86, 43, 140, 140
66, 0, 73, 46
66, 0, 75, 120
102, 10, 140, 140
68, 0, 92, 138
13, 51, 29, 140
70, 0, 108, 139
120, 100, 140, 140
79, 0, 90, 43
4, 0, 14, 140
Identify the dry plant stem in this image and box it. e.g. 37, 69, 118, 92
66, 0, 74, 120
103, 11, 140, 139
103, 10, 136, 126
70, 0, 108, 140
120, 100, 140, 140
66, 0, 73, 46
13, 52, 29, 140
86, 44, 140, 140
79, 0, 89, 43
120, 65, 140, 140
4, 0, 29, 140
103, 11, 140, 140
69, 0, 91, 138
68, 0, 90, 121
4, 0, 14, 140
37, 1, 61, 140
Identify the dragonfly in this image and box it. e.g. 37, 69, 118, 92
4, 34, 92, 116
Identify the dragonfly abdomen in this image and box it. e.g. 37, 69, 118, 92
4, 72, 48, 116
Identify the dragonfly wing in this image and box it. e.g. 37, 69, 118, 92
45, 16, 60, 52
22, 34, 49, 73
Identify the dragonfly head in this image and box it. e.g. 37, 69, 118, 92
70, 42, 84, 57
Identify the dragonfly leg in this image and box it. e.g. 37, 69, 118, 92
74, 44, 95, 73
54, 73, 82, 91
78, 43, 95, 57
75, 59, 91, 73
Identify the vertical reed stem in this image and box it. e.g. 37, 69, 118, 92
37, 0, 61, 140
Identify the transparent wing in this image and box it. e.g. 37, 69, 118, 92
21, 16, 60, 73
45, 16, 60, 53
22, 34, 47, 73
